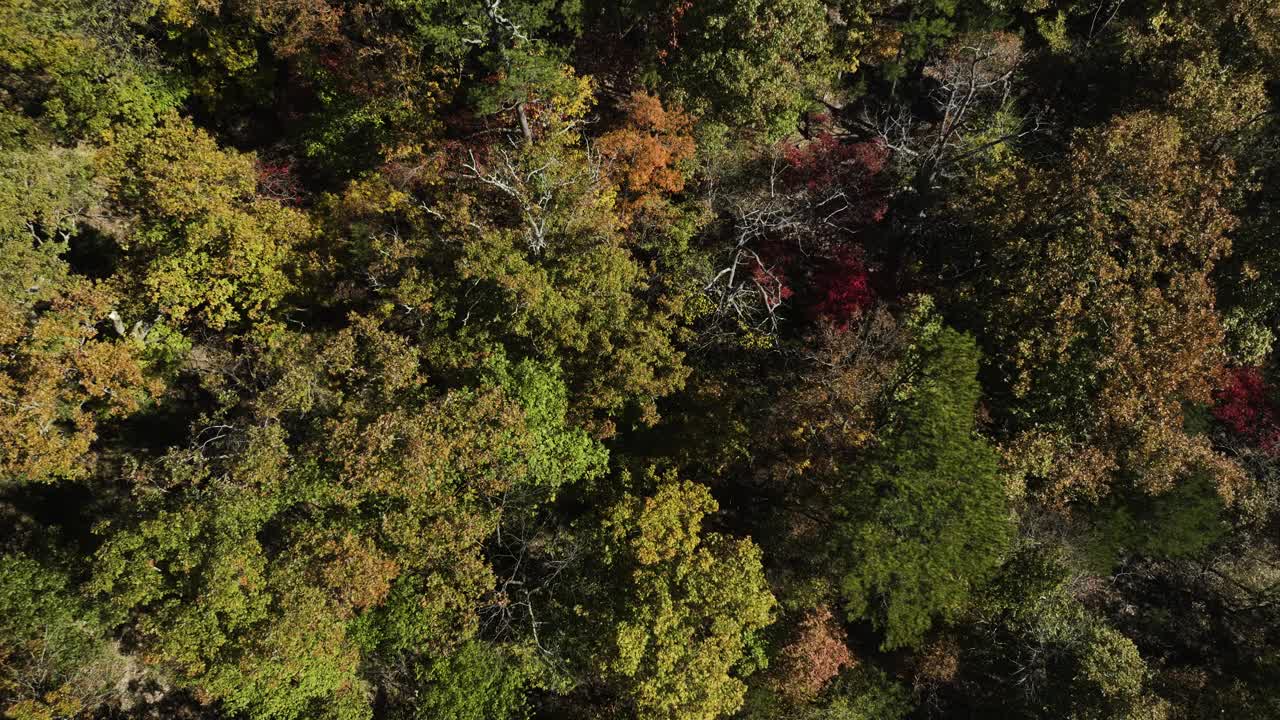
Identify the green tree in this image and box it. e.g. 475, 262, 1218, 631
802, 667, 914, 720
1086, 471, 1228, 570
0, 0, 183, 144
394, 641, 530, 720
960, 544, 1171, 720
654, 0, 849, 137
0, 555, 129, 719
834, 326, 1011, 650
311, 78, 692, 433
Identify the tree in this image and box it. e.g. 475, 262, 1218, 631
965, 111, 1245, 505
572, 477, 776, 720
312, 74, 693, 433
866, 31, 1039, 195
772, 605, 855, 702
102, 114, 310, 333
0, 0, 184, 144
154, 0, 590, 172
0, 279, 158, 485
833, 326, 1011, 650
597, 91, 696, 226
0, 142, 159, 485
0, 555, 131, 719
652, 0, 850, 137
1086, 472, 1228, 569
741, 664, 914, 720
454, 129, 690, 429
391, 641, 531, 720
91, 315, 606, 720
958, 544, 1172, 720
700, 130, 889, 344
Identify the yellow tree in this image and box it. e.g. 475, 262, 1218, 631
574, 477, 776, 720
101, 114, 310, 333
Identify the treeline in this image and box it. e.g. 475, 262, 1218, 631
2, 0, 1279, 718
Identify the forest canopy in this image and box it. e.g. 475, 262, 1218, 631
3, 0, 1280, 718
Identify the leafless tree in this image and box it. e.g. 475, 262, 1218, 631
702, 151, 865, 343
479, 489, 581, 662
459, 142, 605, 254
862, 32, 1043, 192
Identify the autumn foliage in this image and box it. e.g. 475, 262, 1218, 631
1213, 367, 1280, 454
775, 605, 856, 701
783, 132, 890, 225
598, 91, 696, 222
812, 252, 874, 327
5, 1, 1280, 719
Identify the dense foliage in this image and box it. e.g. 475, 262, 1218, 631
3, 0, 1280, 718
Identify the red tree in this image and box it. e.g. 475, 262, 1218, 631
782, 132, 890, 226
812, 252, 874, 328
256, 159, 302, 205
1213, 367, 1280, 454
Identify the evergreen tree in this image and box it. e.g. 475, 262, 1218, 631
833, 327, 1012, 650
